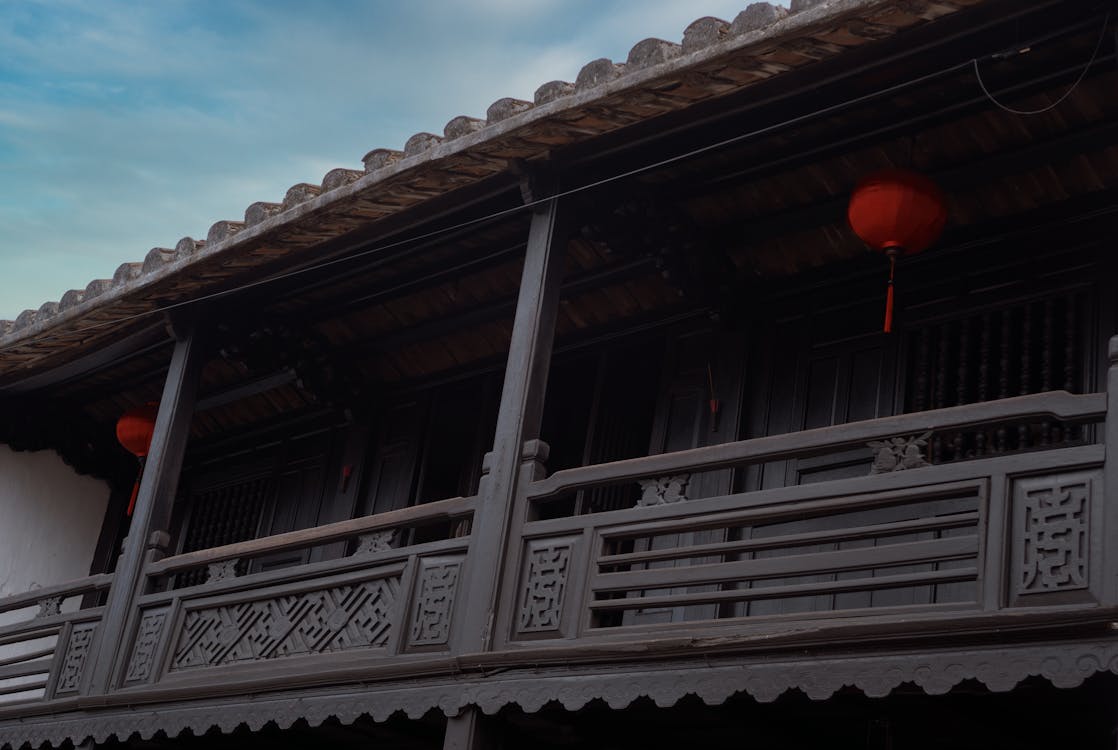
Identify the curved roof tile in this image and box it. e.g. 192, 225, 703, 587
0, 0, 981, 365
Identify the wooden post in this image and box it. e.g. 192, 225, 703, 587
455, 183, 567, 654
1101, 334, 1118, 607
84, 319, 207, 694
443, 708, 491, 750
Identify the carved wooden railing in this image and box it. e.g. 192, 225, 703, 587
2, 387, 1112, 714
494, 390, 1109, 649
116, 495, 475, 692
0, 574, 113, 705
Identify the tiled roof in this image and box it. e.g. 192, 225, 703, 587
0, 0, 980, 374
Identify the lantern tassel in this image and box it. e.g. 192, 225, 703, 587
127, 457, 146, 516
884, 250, 898, 334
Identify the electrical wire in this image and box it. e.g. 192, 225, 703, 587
10, 13, 1113, 348
974, 12, 1110, 116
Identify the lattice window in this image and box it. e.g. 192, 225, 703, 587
902, 290, 1090, 462
175, 476, 274, 587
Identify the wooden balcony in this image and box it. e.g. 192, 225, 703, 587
2, 372, 1115, 728
0, 575, 112, 706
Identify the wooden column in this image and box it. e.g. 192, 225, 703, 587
1102, 334, 1118, 607
455, 187, 567, 654
84, 320, 207, 694
442, 708, 492, 750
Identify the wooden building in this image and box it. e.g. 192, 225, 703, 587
2, 0, 1118, 746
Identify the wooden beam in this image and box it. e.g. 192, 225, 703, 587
0, 321, 170, 395
84, 318, 208, 694
684, 53, 1116, 199
714, 113, 1118, 248
194, 369, 297, 413
353, 255, 655, 357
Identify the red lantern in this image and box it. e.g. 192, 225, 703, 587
116, 402, 158, 516
848, 169, 947, 333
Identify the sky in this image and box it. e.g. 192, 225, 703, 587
0, 0, 784, 320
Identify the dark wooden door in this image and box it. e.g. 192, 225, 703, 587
624, 324, 745, 626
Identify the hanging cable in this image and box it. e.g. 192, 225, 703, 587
975, 13, 1110, 116
7, 14, 1112, 349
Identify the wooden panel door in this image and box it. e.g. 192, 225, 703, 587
623, 324, 745, 626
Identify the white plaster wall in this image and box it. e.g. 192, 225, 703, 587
0, 445, 110, 601
0, 445, 110, 702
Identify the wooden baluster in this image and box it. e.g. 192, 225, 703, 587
913, 327, 931, 413
933, 325, 949, 459
997, 309, 1011, 452
1040, 298, 1054, 445
977, 312, 992, 454
1065, 293, 1079, 443
957, 317, 971, 456
934, 324, 949, 410
1018, 303, 1033, 450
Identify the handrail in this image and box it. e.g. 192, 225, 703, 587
148, 494, 476, 576
528, 390, 1106, 500
0, 573, 114, 615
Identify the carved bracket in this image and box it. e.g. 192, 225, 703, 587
35, 595, 63, 619
637, 474, 690, 506
869, 433, 931, 474
354, 530, 395, 556
205, 559, 239, 584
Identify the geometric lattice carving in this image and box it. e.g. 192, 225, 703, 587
409, 559, 461, 646
170, 576, 400, 671
869, 433, 930, 474
53, 623, 97, 695
125, 609, 169, 684
518, 542, 572, 633
637, 474, 690, 506
1017, 480, 1090, 594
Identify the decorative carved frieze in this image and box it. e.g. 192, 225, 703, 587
869, 433, 931, 474
1015, 476, 1092, 595
409, 559, 462, 647
518, 542, 573, 633
354, 530, 395, 556
637, 474, 690, 506
124, 609, 169, 684
36, 596, 63, 619
170, 577, 400, 671
53, 623, 97, 695
14, 639, 1118, 749
205, 560, 239, 584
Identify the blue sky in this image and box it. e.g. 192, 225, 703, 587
0, 1, 773, 320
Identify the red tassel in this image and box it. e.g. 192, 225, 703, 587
127, 456, 146, 517
127, 479, 140, 516
883, 252, 897, 333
